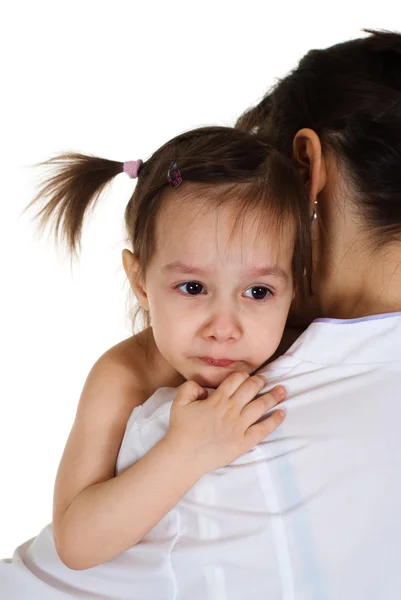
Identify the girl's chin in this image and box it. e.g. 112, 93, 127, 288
189, 369, 242, 390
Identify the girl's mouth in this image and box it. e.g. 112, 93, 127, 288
200, 357, 236, 367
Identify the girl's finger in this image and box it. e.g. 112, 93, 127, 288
227, 374, 271, 411
174, 381, 208, 406
244, 408, 286, 447
241, 386, 286, 426
214, 371, 251, 398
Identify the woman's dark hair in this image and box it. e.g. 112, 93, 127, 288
27, 126, 311, 328
236, 29, 401, 245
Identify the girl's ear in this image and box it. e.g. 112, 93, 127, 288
122, 249, 149, 312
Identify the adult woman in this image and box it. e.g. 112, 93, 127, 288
232, 28, 401, 597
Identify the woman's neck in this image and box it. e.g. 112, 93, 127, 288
311, 158, 401, 320
318, 239, 401, 320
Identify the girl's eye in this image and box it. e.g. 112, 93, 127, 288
176, 281, 206, 296
243, 286, 272, 300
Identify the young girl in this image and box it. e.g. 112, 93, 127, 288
1, 126, 310, 597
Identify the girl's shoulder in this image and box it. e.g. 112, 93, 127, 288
102, 330, 152, 405
102, 327, 183, 405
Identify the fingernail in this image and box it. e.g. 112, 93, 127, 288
259, 374, 268, 384
278, 409, 286, 418
275, 386, 286, 400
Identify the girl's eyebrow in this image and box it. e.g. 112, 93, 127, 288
162, 261, 289, 283
246, 266, 289, 283
162, 262, 209, 275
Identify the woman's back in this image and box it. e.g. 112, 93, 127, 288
2, 313, 401, 599
257, 314, 401, 599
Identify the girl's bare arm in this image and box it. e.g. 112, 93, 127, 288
52, 334, 192, 570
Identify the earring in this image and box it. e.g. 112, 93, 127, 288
310, 200, 318, 223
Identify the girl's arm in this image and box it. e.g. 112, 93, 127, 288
53, 336, 285, 571
53, 336, 192, 571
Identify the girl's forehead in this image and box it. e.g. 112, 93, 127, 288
157, 184, 292, 233
154, 190, 294, 268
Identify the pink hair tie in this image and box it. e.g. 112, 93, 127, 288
123, 159, 143, 179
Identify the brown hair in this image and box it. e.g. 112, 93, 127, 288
236, 29, 401, 246
27, 126, 311, 328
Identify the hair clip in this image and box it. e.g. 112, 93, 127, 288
167, 162, 183, 188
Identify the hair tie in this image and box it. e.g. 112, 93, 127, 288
123, 159, 143, 179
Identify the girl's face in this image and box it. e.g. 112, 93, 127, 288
136, 191, 295, 388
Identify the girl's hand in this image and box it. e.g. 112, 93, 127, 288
164, 373, 286, 477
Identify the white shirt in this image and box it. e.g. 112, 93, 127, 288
2, 313, 401, 599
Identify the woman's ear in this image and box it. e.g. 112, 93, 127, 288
122, 249, 149, 312
293, 128, 326, 211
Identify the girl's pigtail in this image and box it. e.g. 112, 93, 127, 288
26, 153, 124, 255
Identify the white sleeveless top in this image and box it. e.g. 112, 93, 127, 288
2, 313, 401, 599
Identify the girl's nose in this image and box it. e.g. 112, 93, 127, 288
201, 306, 242, 343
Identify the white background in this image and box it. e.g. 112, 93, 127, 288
0, 0, 398, 557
